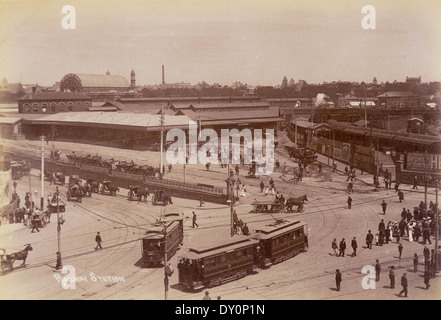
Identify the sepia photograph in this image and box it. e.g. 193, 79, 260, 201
0, 0, 440, 304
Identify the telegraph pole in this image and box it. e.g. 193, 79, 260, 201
227, 164, 234, 237
56, 186, 62, 268
424, 151, 428, 207
40, 135, 45, 210
435, 180, 439, 272
163, 214, 168, 300
160, 105, 165, 179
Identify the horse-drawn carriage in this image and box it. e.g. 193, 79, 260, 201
29, 212, 50, 229
285, 146, 318, 164
67, 184, 82, 203
251, 195, 308, 213
10, 161, 31, 180
251, 200, 284, 213
100, 180, 119, 196
0, 244, 33, 272
127, 185, 149, 202
69, 175, 82, 185
151, 190, 172, 206
47, 195, 66, 213
50, 150, 61, 160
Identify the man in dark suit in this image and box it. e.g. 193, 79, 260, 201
398, 273, 408, 297
335, 269, 342, 292
351, 237, 358, 257
366, 230, 374, 249
375, 259, 381, 282
338, 238, 346, 257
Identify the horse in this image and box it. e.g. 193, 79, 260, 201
5, 244, 33, 271
138, 188, 150, 202
285, 195, 308, 212
80, 183, 92, 197
163, 195, 173, 205
108, 185, 119, 196
87, 179, 100, 193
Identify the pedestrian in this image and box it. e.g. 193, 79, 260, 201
351, 237, 357, 257
203, 291, 211, 300
424, 269, 431, 290
347, 196, 352, 209
55, 251, 62, 271
398, 243, 403, 259
199, 195, 204, 207
13, 180, 17, 192
192, 211, 198, 228
385, 227, 391, 244
260, 180, 265, 193
265, 186, 269, 196
398, 190, 404, 203
366, 230, 374, 249
412, 176, 418, 190
423, 246, 430, 261
394, 183, 399, 192
30, 215, 40, 233
388, 266, 395, 289
375, 259, 381, 282
95, 232, 103, 250
331, 238, 338, 256
348, 182, 353, 194
332, 162, 337, 173
413, 253, 419, 273
338, 238, 346, 257
380, 200, 387, 215
318, 163, 323, 173
398, 273, 408, 297
335, 269, 342, 292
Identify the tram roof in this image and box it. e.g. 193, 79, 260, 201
251, 220, 307, 240
178, 236, 259, 260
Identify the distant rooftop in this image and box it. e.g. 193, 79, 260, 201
18, 92, 92, 101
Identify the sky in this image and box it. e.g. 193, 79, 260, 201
0, 0, 440, 86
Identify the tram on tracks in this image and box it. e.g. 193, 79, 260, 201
141, 213, 184, 267
177, 219, 308, 291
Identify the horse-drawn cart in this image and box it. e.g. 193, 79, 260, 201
0, 244, 33, 272
151, 190, 172, 206
47, 198, 66, 213
251, 200, 284, 213
127, 185, 149, 201
67, 184, 82, 203
100, 180, 119, 196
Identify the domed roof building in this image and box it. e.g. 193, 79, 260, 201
60, 70, 139, 101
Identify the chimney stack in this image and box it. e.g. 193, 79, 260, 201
162, 65, 165, 84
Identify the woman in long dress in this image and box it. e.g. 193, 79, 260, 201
408, 222, 414, 242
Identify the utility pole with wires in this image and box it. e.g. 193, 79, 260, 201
160, 105, 165, 179
39, 135, 45, 210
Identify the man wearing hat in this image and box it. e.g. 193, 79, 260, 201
375, 259, 381, 282
95, 232, 103, 250
203, 291, 211, 300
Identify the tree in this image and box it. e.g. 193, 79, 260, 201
372, 77, 378, 85
288, 78, 295, 87
281, 76, 288, 89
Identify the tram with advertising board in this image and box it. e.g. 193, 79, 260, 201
177, 219, 308, 290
